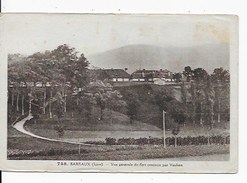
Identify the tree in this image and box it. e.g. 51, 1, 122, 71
8, 54, 26, 65
154, 88, 185, 129
8, 44, 92, 131
105, 90, 127, 123
8, 62, 23, 113
77, 94, 95, 120
25, 44, 90, 118
51, 45, 90, 112
196, 85, 205, 125
180, 81, 188, 126
170, 110, 186, 147
173, 73, 182, 83
8, 58, 38, 115
123, 92, 140, 124
211, 68, 230, 84
20, 87, 27, 115
192, 68, 208, 82
126, 99, 140, 124
154, 90, 173, 112
85, 80, 126, 122
66, 93, 77, 117
51, 44, 89, 89
31, 93, 42, 124
183, 66, 193, 82
211, 68, 230, 123
181, 81, 187, 105
190, 81, 197, 125
53, 98, 65, 123
204, 78, 215, 120
95, 92, 107, 121
201, 77, 215, 144
26, 51, 53, 116
192, 68, 209, 125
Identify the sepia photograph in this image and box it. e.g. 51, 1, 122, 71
0, 14, 238, 172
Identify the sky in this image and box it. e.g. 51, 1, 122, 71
1, 14, 231, 56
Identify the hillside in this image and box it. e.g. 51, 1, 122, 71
88, 44, 229, 73
115, 84, 182, 129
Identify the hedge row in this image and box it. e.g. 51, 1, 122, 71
104, 135, 230, 146
8, 148, 89, 158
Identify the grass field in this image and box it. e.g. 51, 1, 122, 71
8, 115, 230, 160
25, 109, 160, 131
9, 142, 229, 160
23, 114, 229, 143
8, 121, 229, 161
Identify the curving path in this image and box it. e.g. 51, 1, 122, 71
12, 114, 91, 145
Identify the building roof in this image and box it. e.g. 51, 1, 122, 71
130, 69, 172, 79
89, 69, 130, 80
102, 69, 130, 78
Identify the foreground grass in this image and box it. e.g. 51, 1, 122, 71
8, 113, 229, 161
8, 136, 229, 160
8, 120, 230, 161
50, 144, 229, 161
8, 136, 113, 158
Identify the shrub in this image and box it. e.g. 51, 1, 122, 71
102, 135, 230, 146
106, 137, 116, 145
148, 137, 162, 145
136, 138, 149, 145
117, 138, 136, 145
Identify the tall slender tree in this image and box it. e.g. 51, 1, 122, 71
190, 81, 197, 125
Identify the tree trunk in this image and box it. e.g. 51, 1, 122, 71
218, 101, 221, 123
64, 91, 67, 113
211, 112, 214, 125
193, 104, 196, 126
100, 108, 104, 120
200, 102, 203, 126
21, 94, 24, 115
174, 136, 177, 147
43, 89, 46, 114
217, 113, 221, 123
78, 144, 81, 154
207, 129, 211, 145
11, 92, 14, 106
190, 82, 196, 126
28, 93, 32, 115
16, 93, 19, 112
49, 90, 52, 118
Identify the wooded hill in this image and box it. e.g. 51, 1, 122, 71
8, 44, 230, 134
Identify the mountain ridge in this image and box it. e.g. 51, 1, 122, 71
87, 44, 229, 74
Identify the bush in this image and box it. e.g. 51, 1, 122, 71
102, 135, 230, 146
106, 137, 116, 145
117, 138, 136, 145
136, 138, 149, 145
148, 137, 163, 145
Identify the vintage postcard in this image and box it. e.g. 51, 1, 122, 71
0, 14, 238, 173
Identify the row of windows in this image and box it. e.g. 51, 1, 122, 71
111, 78, 173, 82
